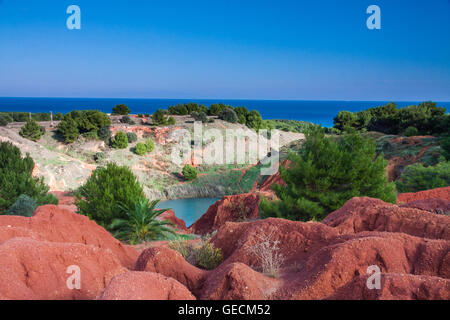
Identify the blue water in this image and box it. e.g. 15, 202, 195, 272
1, 97, 449, 128
156, 197, 220, 227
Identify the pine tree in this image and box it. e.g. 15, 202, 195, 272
260, 128, 396, 221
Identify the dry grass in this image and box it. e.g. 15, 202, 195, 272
244, 228, 284, 278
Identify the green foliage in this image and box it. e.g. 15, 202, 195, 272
112, 104, 130, 115
169, 240, 223, 270
218, 107, 238, 123
82, 131, 99, 140
333, 111, 359, 131
120, 115, 135, 125
195, 241, 224, 270
19, 119, 43, 141
168, 116, 176, 125
441, 136, 450, 161
134, 142, 147, 156
246, 110, 263, 132
333, 101, 447, 135
126, 132, 138, 143
182, 164, 198, 181
404, 126, 419, 137
98, 126, 112, 142
0, 112, 63, 122
5, 194, 37, 217
260, 128, 396, 221
0, 142, 58, 213
57, 110, 111, 143
152, 109, 169, 126
93, 152, 106, 163
396, 162, 450, 193
75, 163, 144, 228
208, 103, 228, 116
145, 138, 155, 153
109, 199, 176, 244
168, 103, 208, 115
0, 115, 10, 126
191, 111, 208, 123
112, 131, 128, 149
263, 119, 319, 133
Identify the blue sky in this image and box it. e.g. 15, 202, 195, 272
0, 0, 449, 100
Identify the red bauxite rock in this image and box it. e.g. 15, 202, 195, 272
0, 238, 127, 300
98, 271, 195, 300
157, 209, 188, 232
0, 205, 138, 268
322, 197, 450, 240
135, 246, 205, 293
400, 198, 450, 214
189, 192, 274, 235
397, 186, 450, 204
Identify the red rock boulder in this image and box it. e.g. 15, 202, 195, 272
98, 271, 195, 300
0, 205, 138, 268
397, 187, 450, 204
0, 238, 126, 300
190, 192, 274, 235
322, 197, 450, 240
135, 246, 205, 293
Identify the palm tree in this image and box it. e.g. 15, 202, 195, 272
109, 198, 177, 244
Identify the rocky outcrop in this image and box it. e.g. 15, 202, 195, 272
0, 238, 127, 300
0, 205, 138, 268
400, 199, 450, 215
397, 187, 450, 204
157, 209, 188, 232
190, 192, 274, 235
98, 272, 196, 300
134, 246, 205, 292
322, 197, 450, 240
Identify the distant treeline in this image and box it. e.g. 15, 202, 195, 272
333, 101, 449, 136
0, 111, 64, 123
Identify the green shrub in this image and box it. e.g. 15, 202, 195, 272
396, 162, 450, 193
182, 164, 198, 181
82, 131, 99, 140
75, 163, 144, 228
126, 132, 138, 143
93, 152, 106, 163
191, 111, 208, 123
19, 119, 43, 141
209, 103, 228, 116
98, 126, 112, 142
145, 138, 155, 152
138, 114, 144, 118
112, 104, 130, 115
219, 107, 238, 123
195, 241, 224, 270
246, 110, 263, 131
0, 115, 10, 126
120, 115, 135, 125
57, 110, 111, 143
168, 116, 176, 125
404, 126, 419, 137
169, 240, 223, 270
441, 136, 450, 161
260, 128, 396, 221
134, 142, 147, 156
5, 194, 37, 217
112, 131, 128, 149
152, 109, 169, 126
0, 142, 58, 213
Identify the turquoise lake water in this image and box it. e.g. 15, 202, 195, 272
156, 197, 220, 227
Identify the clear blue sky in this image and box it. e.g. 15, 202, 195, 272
0, 0, 449, 100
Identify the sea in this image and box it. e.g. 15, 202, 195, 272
1, 97, 449, 128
